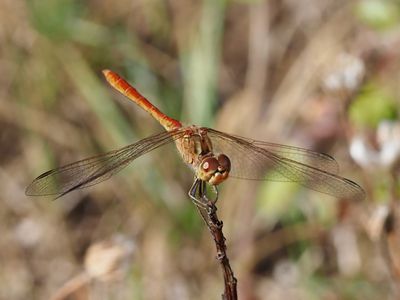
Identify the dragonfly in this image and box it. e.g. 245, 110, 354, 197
26, 70, 365, 205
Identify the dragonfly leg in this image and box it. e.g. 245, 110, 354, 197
199, 182, 218, 204
188, 179, 219, 216
188, 178, 208, 209
211, 185, 219, 204
198, 181, 219, 216
189, 179, 211, 225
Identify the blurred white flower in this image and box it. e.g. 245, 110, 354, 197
350, 120, 400, 170
84, 234, 136, 282
273, 260, 299, 286
323, 53, 365, 94
14, 217, 44, 248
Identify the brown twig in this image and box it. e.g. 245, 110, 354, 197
50, 273, 90, 300
196, 180, 238, 300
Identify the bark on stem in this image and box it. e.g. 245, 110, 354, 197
197, 180, 238, 300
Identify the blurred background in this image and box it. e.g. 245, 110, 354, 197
1, 0, 400, 299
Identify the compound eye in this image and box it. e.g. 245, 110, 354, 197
201, 157, 219, 172
217, 154, 231, 172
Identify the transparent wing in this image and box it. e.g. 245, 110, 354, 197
26, 129, 185, 198
208, 129, 339, 180
207, 128, 365, 201
251, 141, 339, 174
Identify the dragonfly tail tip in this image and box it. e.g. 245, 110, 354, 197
102, 69, 111, 77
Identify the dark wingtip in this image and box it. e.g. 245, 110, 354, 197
35, 169, 54, 180
343, 177, 366, 201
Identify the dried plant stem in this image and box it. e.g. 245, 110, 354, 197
196, 180, 238, 300
50, 273, 90, 300
206, 204, 238, 300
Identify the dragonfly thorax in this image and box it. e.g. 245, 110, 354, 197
175, 126, 231, 185
176, 127, 212, 165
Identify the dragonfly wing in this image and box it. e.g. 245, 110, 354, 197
26, 130, 185, 198
263, 152, 365, 201
207, 129, 338, 181
207, 128, 365, 201
251, 141, 339, 174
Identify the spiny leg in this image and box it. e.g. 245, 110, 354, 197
211, 185, 219, 204
188, 179, 220, 219
188, 178, 210, 225
198, 181, 219, 215
200, 182, 218, 204
188, 178, 208, 209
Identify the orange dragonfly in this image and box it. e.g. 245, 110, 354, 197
26, 70, 365, 204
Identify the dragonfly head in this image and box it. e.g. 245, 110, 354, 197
198, 154, 231, 185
